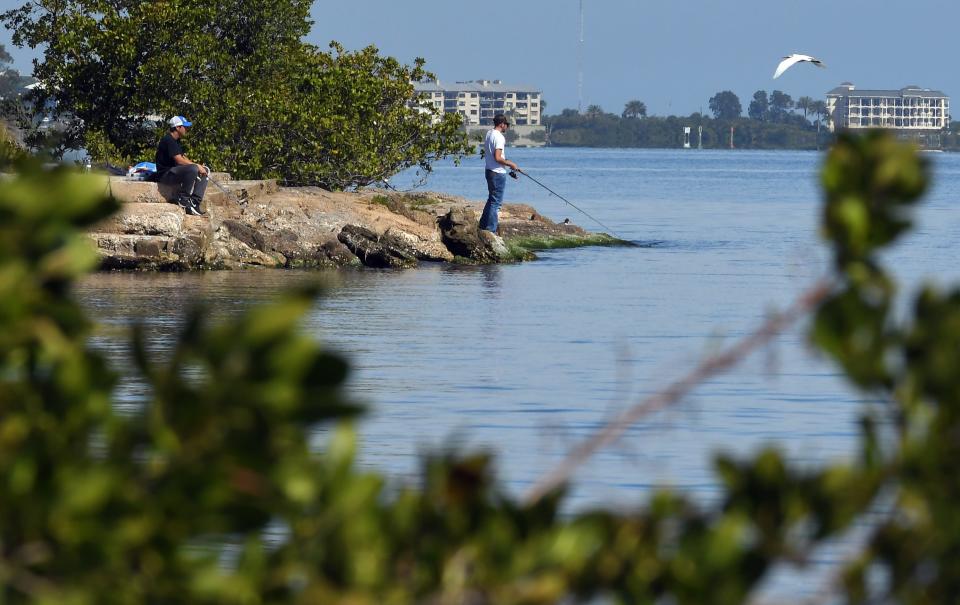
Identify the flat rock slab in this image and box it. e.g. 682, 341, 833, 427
210, 179, 280, 207
93, 203, 186, 237
106, 172, 237, 205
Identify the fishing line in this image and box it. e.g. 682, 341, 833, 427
203, 170, 247, 207
517, 170, 630, 242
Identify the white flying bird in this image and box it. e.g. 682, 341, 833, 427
773, 53, 826, 79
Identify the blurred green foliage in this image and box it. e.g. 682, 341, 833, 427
0, 130, 955, 604
1, 1, 471, 189
0, 120, 25, 164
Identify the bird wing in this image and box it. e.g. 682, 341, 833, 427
795, 54, 827, 68
773, 55, 803, 79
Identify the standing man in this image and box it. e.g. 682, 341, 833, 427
156, 115, 208, 216
479, 114, 521, 233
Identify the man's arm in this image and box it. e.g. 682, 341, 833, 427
494, 148, 519, 172
173, 153, 209, 177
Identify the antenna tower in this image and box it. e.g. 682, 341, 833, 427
578, 0, 584, 113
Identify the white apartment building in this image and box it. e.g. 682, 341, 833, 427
413, 79, 542, 126
826, 83, 950, 133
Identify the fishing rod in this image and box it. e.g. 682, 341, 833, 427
202, 168, 247, 207
515, 169, 629, 242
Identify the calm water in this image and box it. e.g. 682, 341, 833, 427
76, 148, 960, 597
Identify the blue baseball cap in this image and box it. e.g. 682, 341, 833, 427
169, 115, 192, 128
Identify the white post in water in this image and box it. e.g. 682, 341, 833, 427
683, 127, 691, 149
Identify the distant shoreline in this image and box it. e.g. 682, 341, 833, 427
540, 113, 956, 151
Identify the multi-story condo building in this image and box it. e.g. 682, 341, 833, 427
413, 79, 542, 127
826, 83, 949, 133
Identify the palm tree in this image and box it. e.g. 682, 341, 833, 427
585, 104, 604, 118
622, 100, 647, 119
810, 100, 829, 125
796, 96, 815, 120
809, 100, 829, 150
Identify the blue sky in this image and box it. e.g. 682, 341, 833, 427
1, 0, 956, 117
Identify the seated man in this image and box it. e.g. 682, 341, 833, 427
155, 115, 208, 216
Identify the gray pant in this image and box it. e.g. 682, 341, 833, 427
159, 164, 208, 202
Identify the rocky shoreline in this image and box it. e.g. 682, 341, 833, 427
91, 174, 623, 270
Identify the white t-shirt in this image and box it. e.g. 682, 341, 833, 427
484, 128, 507, 173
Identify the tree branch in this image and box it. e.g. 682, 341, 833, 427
524, 278, 835, 505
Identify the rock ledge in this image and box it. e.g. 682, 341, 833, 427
88, 177, 618, 270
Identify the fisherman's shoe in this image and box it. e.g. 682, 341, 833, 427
176, 196, 201, 216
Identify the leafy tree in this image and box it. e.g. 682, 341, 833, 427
0, 119, 24, 162
0, 42, 33, 110
748, 90, 769, 121
795, 95, 815, 120
585, 104, 605, 118
0, 1, 470, 189
769, 90, 794, 123
543, 111, 823, 150
708, 90, 742, 120
622, 100, 647, 119
0, 42, 16, 100
810, 99, 829, 125
527, 129, 547, 143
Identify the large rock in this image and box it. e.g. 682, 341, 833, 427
498, 203, 589, 238
383, 226, 453, 263
206, 223, 286, 269
311, 238, 361, 268
93, 233, 205, 270
204, 179, 279, 209
337, 224, 418, 269
94, 203, 185, 237
438, 208, 507, 263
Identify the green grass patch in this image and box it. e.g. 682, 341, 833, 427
369, 193, 439, 219
500, 245, 538, 263
505, 232, 627, 252
403, 194, 441, 211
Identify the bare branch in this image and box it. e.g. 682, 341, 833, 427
524, 278, 835, 505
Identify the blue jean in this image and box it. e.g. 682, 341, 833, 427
480, 169, 506, 232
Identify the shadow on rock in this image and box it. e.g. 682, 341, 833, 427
438, 208, 508, 264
